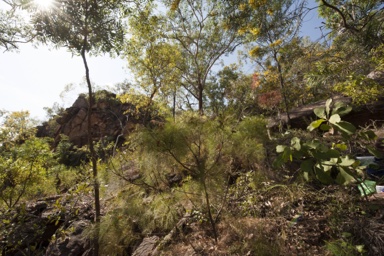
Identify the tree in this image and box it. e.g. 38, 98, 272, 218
0, 111, 54, 208
0, 0, 33, 50
123, 5, 183, 119
206, 64, 261, 119
310, 0, 384, 104
317, 0, 384, 49
28, 1, 131, 254
163, 0, 242, 115
228, 0, 306, 125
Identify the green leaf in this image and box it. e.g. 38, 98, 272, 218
329, 114, 341, 124
332, 102, 352, 116
359, 130, 376, 140
333, 121, 356, 135
325, 98, 333, 117
314, 107, 326, 119
273, 154, 285, 167
314, 149, 340, 160
276, 145, 286, 153
334, 143, 348, 151
282, 147, 293, 162
290, 137, 301, 151
314, 165, 333, 184
335, 166, 356, 185
300, 159, 314, 181
320, 123, 331, 131
304, 140, 321, 149
367, 145, 384, 159
308, 119, 325, 131
339, 156, 355, 167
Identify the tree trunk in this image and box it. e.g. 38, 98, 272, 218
81, 38, 100, 256
198, 84, 204, 116
274, 50, 291, 126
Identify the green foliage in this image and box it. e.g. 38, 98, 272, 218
55, 135, 88, 166
98, 184, 182, 255
325, 235, 366, 256
275, 99, 373, 185
0, 137, 56, 208
316, 0, 383, 49
29, 0, 128, 55
0, 111, 58, 208
163, 0, 243, 114
334, 74, 383, 104
0, 1, 32, 50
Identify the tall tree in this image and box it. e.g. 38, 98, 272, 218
231, 0, 306, 125
28, 0, 131, 254
123, 5, 183, 119
163, 0, 242, 115
309, 0, 384, 103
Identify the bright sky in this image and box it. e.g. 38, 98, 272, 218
0, 45, 129, 122
0, 0, 324, 123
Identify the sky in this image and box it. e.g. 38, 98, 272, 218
0, 0, 325, 123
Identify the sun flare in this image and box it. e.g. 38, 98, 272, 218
34, 0, 53, 9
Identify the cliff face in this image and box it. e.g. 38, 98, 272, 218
37, 90, 146, 148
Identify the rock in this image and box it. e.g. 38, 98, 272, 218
132, 236, 159, 256
0, 194, 94, 255
37, 90, 150, 148
268, 96, 384, 130
367, 70, 384, 85
45, 220, 91, 256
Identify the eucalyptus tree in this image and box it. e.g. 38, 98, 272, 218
228, 0, 306, 125
163, 0, 243, 115
310, 0, 384, 104
317, 0, 384, 48
124, 4, 183, 119
0, 0, 33, 50
27, 0, 139, 254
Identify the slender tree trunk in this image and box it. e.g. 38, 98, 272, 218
198, 84, 204, 116
172, 90, 176, 121
81, 38, 100, 256
274, 51, 291, 126
202, 176, 218, 243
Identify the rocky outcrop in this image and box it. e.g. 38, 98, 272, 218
45, 220, 91, 256
0, 194, 94, 256
37, 90, 152, 149
268, 96, 384, 130
54, 91, 138, 147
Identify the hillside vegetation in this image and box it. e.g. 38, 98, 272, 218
1, 0, 384, 255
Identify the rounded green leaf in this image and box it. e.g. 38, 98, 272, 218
334, 121, 356, 135
308, 119, 325, 131
320, 123, 331, 131
276, 145, 286, 153
329, 114, 341, 124
314, 107, 326, 119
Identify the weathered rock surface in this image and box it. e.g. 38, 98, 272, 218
0, 194, 94, 256
45, 220, 91, 256
268, 96, 384, 130
54, 91, 136, 147
132, 236, 159, 256
37, 90, 149, 148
